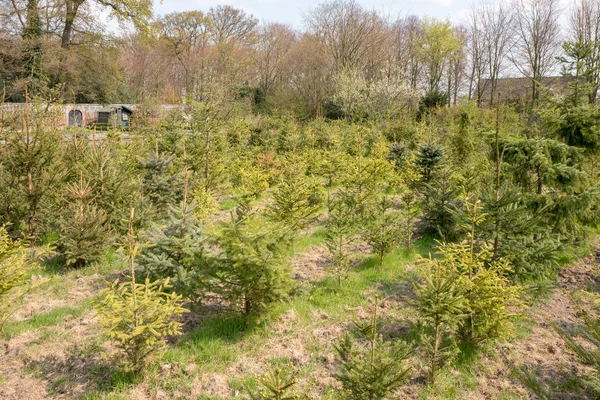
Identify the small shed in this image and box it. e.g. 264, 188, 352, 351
97, 105, 133, 128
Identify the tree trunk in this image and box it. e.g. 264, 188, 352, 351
536, 164, 543, 195
61, 0, 84, 49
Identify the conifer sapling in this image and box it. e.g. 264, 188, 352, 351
334, 296, 412, 399
96, 207, 186, 373
362, 197, 401, 268
243, 362, 314, 400
59, 172, 114, 268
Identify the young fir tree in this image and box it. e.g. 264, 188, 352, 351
138, 201, 207, 302
0, 226, 44, 330
235, 164, 270, 201
210, 206, 294, 320
444, 241, 523, 345
0, 104, 65, 240
96, 208, 186, 374
325, 192, 360, 287
84, 143, 137, 230
479, 183, 560, 282
362, 197, 401, 268
498, 131, 594, 267
341, 154, 392, 201
310, 150, 349, 188
386, 142, 411, 172
140, 151, 183, 216
414, 257, 465, 384
414, 142, 445, 187
268, 173, 323, 237
59, 173, 114, 268
338, 141, 393, 222
549, 40, 600, 154
335, 297, 412, 399
243, 362, 314, 400
399, 191, 421, 249
420, 168, 461, 241
192, 185, 218, 222
479, 98, 562, 282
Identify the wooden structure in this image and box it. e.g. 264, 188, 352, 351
97, 105, 134, 128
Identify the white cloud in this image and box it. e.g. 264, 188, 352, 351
433, 0, 453, 6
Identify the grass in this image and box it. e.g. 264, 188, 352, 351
219, 198, 239, 211
162, 315, 250, 372
291, 227, 328, 253
40, 247, 123, 277
8, 214, 593, 400
3, 302, 94, 339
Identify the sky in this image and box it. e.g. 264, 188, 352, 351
153, 0, 476, 28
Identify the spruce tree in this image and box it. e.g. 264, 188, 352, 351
0, 106, 64, 240
499, 132, 594, 260
399, 191, 420, 249
59, 173, 114, 268
443, 242, 523, 345
420, 168, 461, 241
268, 173, 323, 236
414, 142, 445, 186
0, 226, 44, 330
138, 201, 207, 301
362, 197, 401, 268
479, 99, 564, 282
414, 257, 465, 384
236, 164, 270, 201
479, 183, 560, 281
96, 208, 186, 374
140, 150, 183, 216
210, 207, 294, 319
84, 143, 137, 230
386, 142, 411, 172
243, 362, 314, 400
325, 192, 360, 287
334, 297, 412, 399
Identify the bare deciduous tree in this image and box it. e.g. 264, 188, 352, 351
208, 5, 258, 83
511, 0, 562, 105
159, 11, 211, 101
305, 0, 382, 72
255, 23, 296, 95
285, 33, 332, 116
466, 6, 486, 104
389, 15, 422, 89
482, 1, 514, 104
569, 0, 600, 103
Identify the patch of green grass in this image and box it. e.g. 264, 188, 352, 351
40, 247, 123, 278
292, 228, 328, 254
417, 370, 480, 399
494, 389, 527, 400
162, 316, 252, 372
219, 197, 239, 211
50, 375, 72, 392
455, 341, 482, 368
3, 302, 93, 338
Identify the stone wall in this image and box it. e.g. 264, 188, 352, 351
0, 103, 183, 127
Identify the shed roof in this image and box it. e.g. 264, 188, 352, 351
98, 105, 134, 113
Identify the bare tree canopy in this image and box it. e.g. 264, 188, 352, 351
304, 0, 382, 71
511, 0, 562, 105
